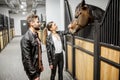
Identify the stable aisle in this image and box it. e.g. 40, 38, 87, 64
0, 37, 72, 80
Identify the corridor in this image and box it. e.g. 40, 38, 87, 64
0, 37, 72, 80
0, 0, 119, 80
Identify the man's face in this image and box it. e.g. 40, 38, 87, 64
31, 18, 41, 31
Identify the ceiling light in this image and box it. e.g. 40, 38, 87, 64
22, 11, 26, 15
20, 5, 24, 9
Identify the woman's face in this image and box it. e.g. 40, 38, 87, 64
50, 22, 58, 31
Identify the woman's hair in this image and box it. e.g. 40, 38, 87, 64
42, 21, 54, 45
46, 21, 54, 31
27, 14, 39, 27
42, 27, 48, 45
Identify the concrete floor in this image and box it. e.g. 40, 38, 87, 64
0, 37, 73, 80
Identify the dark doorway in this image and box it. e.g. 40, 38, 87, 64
21, 20, 28, 35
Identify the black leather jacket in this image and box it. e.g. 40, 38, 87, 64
46, 31, 69, 65
20, 29, 42, 80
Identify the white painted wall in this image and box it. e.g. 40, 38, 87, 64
60, 0, 65, 30
36, 5, 46, 21
46, 0, 63, 30
10, 6, 46, 36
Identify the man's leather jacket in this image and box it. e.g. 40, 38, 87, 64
20, 29, 42, 80
46, 31, 69, 66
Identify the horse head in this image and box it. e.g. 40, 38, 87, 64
69, 0, 104, 34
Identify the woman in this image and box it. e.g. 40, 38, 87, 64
45, 21, 70, 80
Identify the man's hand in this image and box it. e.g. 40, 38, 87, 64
49, 65, 53, 69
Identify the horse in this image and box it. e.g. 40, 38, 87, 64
69, 0, 105, 34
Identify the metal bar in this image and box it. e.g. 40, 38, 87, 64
74, 45, 94, 56
100, 42, 120, 51
64, 0, 68, 71
109, 5, 111, 44
117, 0, 120, 80
116, 0, 119, 46
116, 0, 120, 46
65, 35, 68, 70
107, 10, 109, 43
75, 36, 94, 43
71, 35, 76, 79
64, 0, 73, 71
113, 0, 116, 45
64, 1, 70, 30
64, 0, 72, 22
100, 56, 120, 69
118, 0, 120, 47
118, 0, 120, 80
104, 19, 106, 43
101, 23, 104, 42
102, 23, 104, 42
100, 24, 101, 42
111, 0, 114, 44
94, 23, 101, 80
106, 11, 109, 43
109, 5, 112, 45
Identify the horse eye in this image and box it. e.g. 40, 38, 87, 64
79, 12, 82, 15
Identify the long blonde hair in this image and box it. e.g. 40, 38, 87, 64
42, 21, 54, 45
42, 27, 48, 45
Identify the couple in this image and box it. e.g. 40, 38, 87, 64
20, 14, 73, 80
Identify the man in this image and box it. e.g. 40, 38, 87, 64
21, 14, 44, 80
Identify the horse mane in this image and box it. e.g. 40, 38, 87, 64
87, 4, 105, 23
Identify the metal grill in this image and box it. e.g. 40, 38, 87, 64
100, 0, 119, 46
0, 14, 4, 30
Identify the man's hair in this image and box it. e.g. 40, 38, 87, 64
27, 14, 39, 27
46, 21, 53, 31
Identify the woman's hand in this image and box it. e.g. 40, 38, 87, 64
34, 77, 40, 80
49, 65, 53, 69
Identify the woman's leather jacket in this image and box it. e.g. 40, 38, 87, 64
46, 31, 69, 65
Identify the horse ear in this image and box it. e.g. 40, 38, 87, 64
82, 5, 88, 10
81, 0, 86, 7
